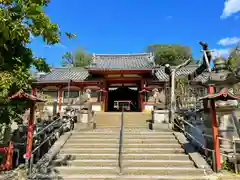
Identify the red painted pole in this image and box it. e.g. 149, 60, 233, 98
31, 87, 36, 96
208, 86, 221, 172
24, 88, 36, 160
58, 86, 63, 112
139, 80, 144, 111
103, 81, 107, 112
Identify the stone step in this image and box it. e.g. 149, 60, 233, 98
48, 174, 212, 180
69, 135, 175, 139
123, 160, 194, 167
55, 159, 118, 166
123, 167, 205, 175
123, 148, 184, 154
123, 132, 173, 135
77, 131, 173, 135
60, 147, 184, 154
58, 153, 118, 160
124, 128, 171, 132
123, 135, 175, 139
122, 154, 190, 160
61, 159, 194, 167
57, 153, 190, 160
64, 143, 181, 148
96, 124, 120, 126
54, 166, 204, 176
54, 166, 117, 175
69, 135, 119, 139
60, 148, 118, 154
124, 139, 178, 143
67, 138, 119, 143
96, 126, 148, 128
96, 126, 120, 128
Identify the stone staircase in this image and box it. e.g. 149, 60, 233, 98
51, 130, 212, 179
50, 112, 213, 179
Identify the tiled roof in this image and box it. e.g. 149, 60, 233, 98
38, 68, 89, 82
36, 64, 209, 83
154, 65, 209, 83
89, 53, 154, 69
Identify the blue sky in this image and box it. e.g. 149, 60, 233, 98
29, 0, 240, 67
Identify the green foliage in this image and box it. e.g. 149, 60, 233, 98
0, 0, 74, 124
227, 45, 240, 73
146, 44, 193, 66
62, 47, 92, 67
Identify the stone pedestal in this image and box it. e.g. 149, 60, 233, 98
153, 110, 169, 123
80, 112, 88, 123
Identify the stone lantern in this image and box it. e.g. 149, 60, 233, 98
199, 57, 240, 172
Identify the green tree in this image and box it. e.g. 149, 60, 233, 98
227, 44, 240, 73
0, 0, 74, 124
62, 47, 92, 67
146, 44, 193, 66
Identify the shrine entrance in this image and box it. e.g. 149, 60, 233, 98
107, 86, 139, 112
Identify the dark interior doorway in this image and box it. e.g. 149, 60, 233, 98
108, 87, 139, 112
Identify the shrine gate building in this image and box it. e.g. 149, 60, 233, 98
33, 53, 208, 112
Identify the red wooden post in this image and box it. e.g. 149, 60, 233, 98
24, 88, 36, 160
208, 86, 221, 172
139, 80, 144, 111
58, 86, 63, 112
104, 82, 108, 112
31, 87, 36, 96
5, 143, 13, 169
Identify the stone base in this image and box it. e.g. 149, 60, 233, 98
152, 122, 171, 131
80, 113, 88, 123
153, 110, 169, 123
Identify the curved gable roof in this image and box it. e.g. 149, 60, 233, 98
89, 53, 154, 70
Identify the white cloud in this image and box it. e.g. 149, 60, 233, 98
166, 16, 173, 19
221, 0, 240, 19
217, 37, 240, 46
212, 48, 231, 59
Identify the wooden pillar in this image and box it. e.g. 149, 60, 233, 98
103, 81, 108, 112
58, 86, 63, 113
208, 86, 221, 172
32, 87, 37, 96
24, 87, 36, 161
139, 80, 144, 111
